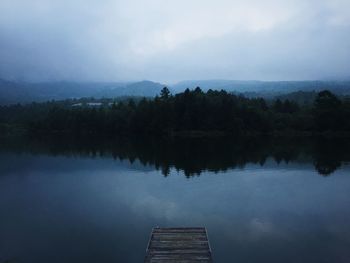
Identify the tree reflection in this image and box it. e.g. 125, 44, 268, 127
314, 159, 342, 176
313, 138, 345, 176
0, 135, 349, 177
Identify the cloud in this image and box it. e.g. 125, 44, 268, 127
0, 0, 349, 82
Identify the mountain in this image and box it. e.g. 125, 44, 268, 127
171, 80, 350, 96
0, 80, 164, 104
0, 79, 33, 105
100, 80, 164, 97
1, 78, 350, 105
275, 91, 319, 105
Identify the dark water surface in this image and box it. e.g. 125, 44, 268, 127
1, 136, 350, 263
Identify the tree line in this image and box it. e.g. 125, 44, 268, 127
1, 87, 350, 136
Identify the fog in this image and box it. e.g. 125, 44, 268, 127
0, 0, 350, 82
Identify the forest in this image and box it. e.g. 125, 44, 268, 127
1, 87, 350, 137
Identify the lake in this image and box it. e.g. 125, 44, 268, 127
1, 136, 350, 263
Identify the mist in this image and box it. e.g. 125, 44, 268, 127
1, 0, 350, 82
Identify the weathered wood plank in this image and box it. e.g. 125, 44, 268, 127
149, 260, 212, 263
148, 250, 210, 255
150, 242, 209, 249
153, 229, 206, 233
152, 236, 208, 241
145, 227, 213, 263
150, 240, 209, 246
151, 236, 207, 239
152, 233, 207, 237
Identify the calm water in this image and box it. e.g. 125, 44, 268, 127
1, 136, 350, 263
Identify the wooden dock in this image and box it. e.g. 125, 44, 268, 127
144, 227, 213, 263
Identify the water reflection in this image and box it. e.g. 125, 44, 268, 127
1, 135, 349, 177
1, 136, 350, 263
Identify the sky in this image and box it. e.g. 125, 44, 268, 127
0, 0, 350, 83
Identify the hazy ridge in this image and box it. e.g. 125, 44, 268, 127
1, 78, 350, 105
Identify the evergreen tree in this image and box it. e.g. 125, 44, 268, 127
160, 87, 171, 100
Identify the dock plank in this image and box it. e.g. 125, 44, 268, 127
145, 227, 213, 263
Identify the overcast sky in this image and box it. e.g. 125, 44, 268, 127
0, 0, 350, 82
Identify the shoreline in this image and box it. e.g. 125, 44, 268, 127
2, 127, 350, 139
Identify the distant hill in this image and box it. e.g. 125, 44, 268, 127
101, 80, 164, 97
1, 78, 350, 105
0, 79, 164, 104
275, 91, 318, 105
171, 80, 350, 96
